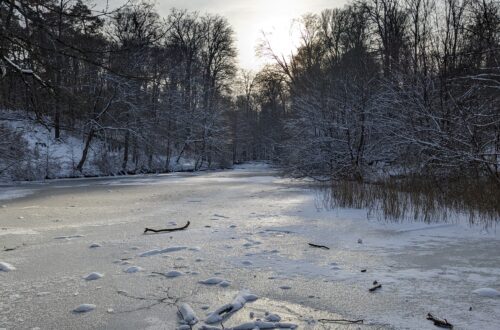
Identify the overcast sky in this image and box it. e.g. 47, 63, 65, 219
123, 0, 347, 70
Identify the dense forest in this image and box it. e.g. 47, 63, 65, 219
0, 0, 499, 189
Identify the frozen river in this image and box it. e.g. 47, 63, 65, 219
0, 164, 499, 329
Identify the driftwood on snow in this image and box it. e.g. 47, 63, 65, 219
427, 313, 453, 329
308, 243, 330, 250
144, 221, 190, 234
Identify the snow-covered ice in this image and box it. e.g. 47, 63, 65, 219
0, 163, 499, 329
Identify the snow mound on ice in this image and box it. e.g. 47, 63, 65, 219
0, 262, 15, 272
139, 246, 188, 257
178, 303, 198, 326
199, 277, 227, 285
165, 271, 184, 278
473, 288, 500, 297
124, 266, 143, 273
73, 304, 96, 313
83, 272, 103, 281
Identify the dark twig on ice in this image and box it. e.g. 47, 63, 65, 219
369, 283, 382, 292
144, 221, 190, 234
427, 313, 454, 329
308, 243, 330, 250
319, 318, 364, 324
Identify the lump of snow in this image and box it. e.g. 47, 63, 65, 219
232, 321, 297, 329
199, 277, 226, 285
139, 246, 188, 257
89, 243, 101, 248
178, 303, 198, 326
219, 281, 231, 288
83, 272, 104, 281
124, 266, 143, 273
165, 271, 184, 278
206, 290, 258, 324
54, 235, 84, 240
73, 304, 96, 313
473, 288, 500, 297
265, 313, 282, 322
0, 262, 16, 272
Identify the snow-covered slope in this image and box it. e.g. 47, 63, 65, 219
0, 110, 197, 181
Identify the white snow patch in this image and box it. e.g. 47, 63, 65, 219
83, 272, 103, 281
219, 281, 231, 288
165, 271, 184, 278
73, 304, 96, 313
265, 313, 282, 322
473, 288, 500, 298
54, 235, 84, 240
206, 290, 258, 324
124, 266, 143, 273
231, 321, 297, 329
199, 277, 227, 285
178, 303, 198, 326
0, 261, 15, 272
139, 246, 188, 257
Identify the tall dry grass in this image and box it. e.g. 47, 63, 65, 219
323, 176, 500, 227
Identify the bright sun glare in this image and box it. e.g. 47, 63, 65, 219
154, 0, 346, 70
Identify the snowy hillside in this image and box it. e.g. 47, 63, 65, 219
0, 110, 197, 181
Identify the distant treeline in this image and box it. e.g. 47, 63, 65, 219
0, 0, 499, 186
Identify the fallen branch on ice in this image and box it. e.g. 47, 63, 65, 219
426, 313, 453, 329
144, 221, 190, 234
308, 243, 330, 250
